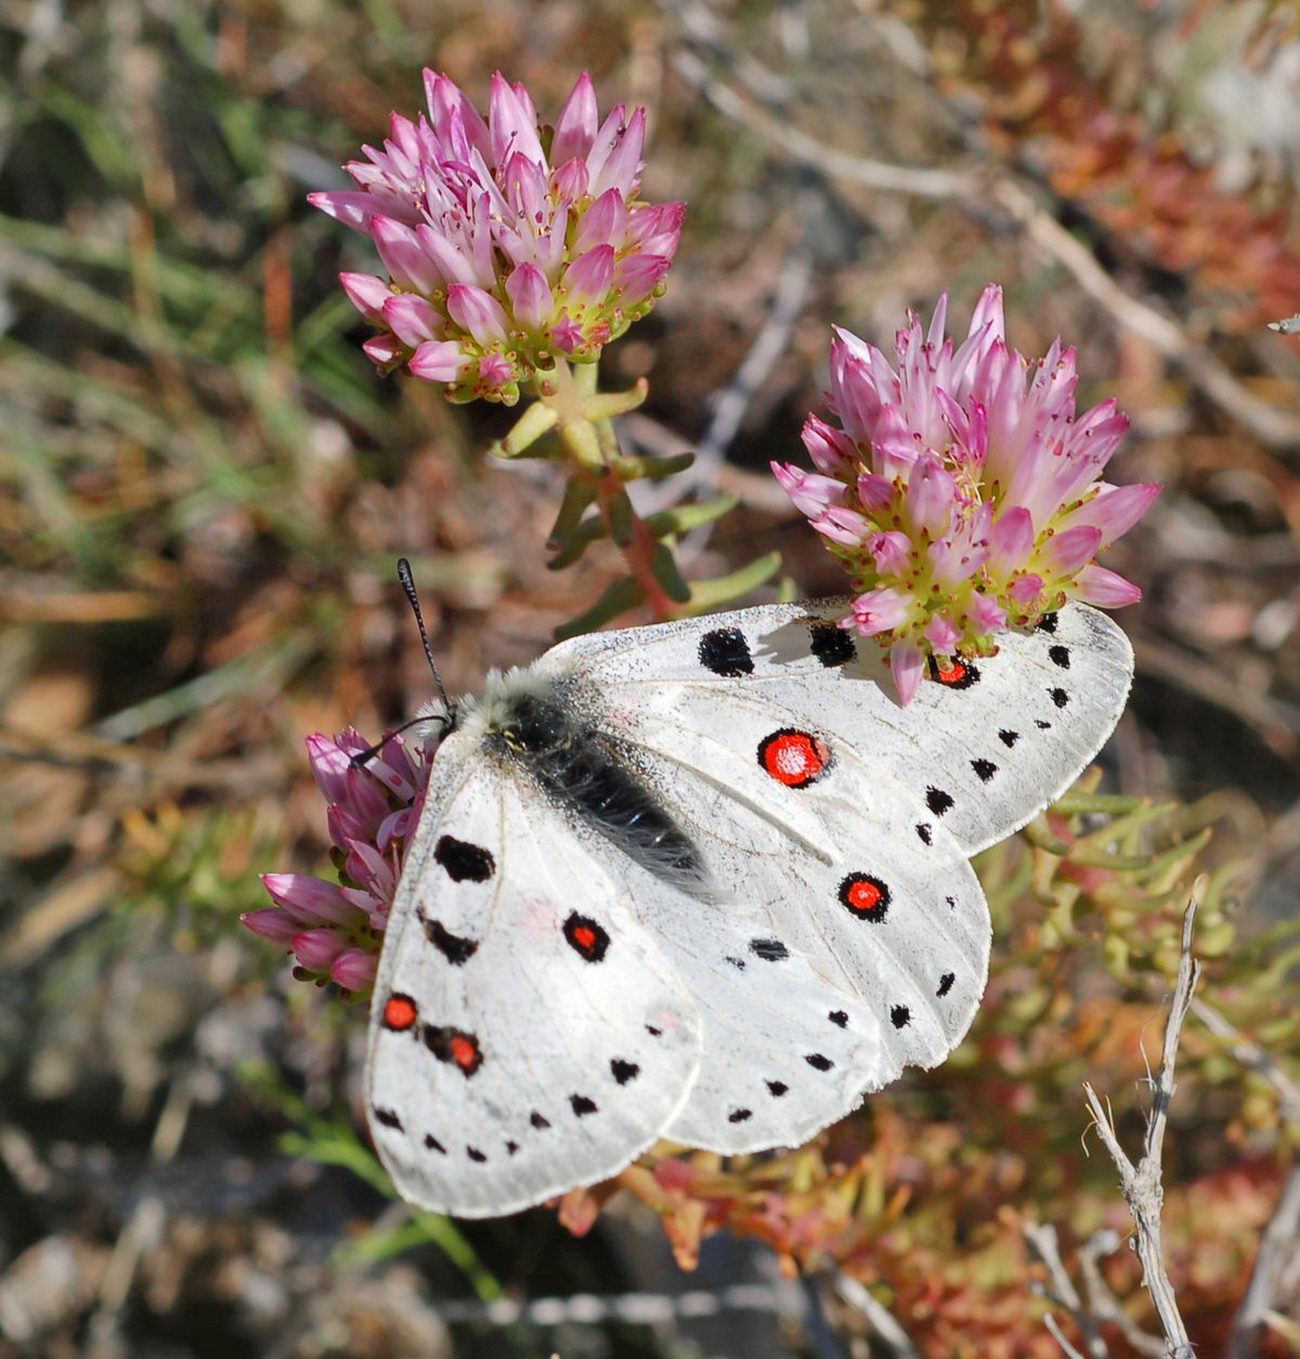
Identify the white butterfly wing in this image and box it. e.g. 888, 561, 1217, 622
366, 736, 702, 1218
535, 599, 1133, 856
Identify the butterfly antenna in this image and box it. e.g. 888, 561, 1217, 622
397, 557, 451, 713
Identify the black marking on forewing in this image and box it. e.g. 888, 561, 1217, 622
424, 1132, 446, 1153
493, 691, 702, 884
829, 1010, 849, 1028
610, 1059, 640, 1085
422, 916, 478, 965
999, 729, 1020, 747
750, 937, 789, 961
698, 627, 754, 677
434, 834, 495, 883
530, 1111, 551, 1129
570, 1094, 598, 1117
809, 623, 856, 667
767, 1080, 789, 1097
373, 1107, 403, 1131
1049, 644, 1071, 669
890, 1005, 911, 1029
1049, 687, 1070, 709
1037, 612, 1059, 634
916, 823, 933, 846
805, 1052, 834, 1071
970, 758, 998, 782
728, 1108, 753, 1123
937, 973, 955, 997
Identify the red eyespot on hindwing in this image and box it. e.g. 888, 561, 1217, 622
757, 729, 832, 789
928, 656, 980, 689
382, 993, 419, 1031
839, 873, 890, 922
564, 912, 610, 962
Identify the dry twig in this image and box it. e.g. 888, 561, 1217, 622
833, 1273, 921, 1359
1023, 1221, 1109, 1358
1082, 880, 1204, 1359
1226, 1162, 1300, 1359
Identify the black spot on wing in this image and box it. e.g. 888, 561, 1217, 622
809, 623, 856, 667
610, 1059, 640, 1085
373, 1107, 403, 1132
698, 627, 754, 677
766, 1080, 789, 1097
1036, 719, 1052, 730
434, 834, 495, 883
890, 1005, 911, 1029
728, 1108, 753, 1124
916, 823, 933, 845
1037, 612, 1059, 634
506, 1140, 519, 1156
422, 916, 478, 965
1049, 644, 1071, 669
1049, 687, 1070, 709
423, 1132, 446, 1153
805, 1053, 834, 1072
570, 1094, 598, 1117
999, 729, 1019, 747
750, 937, 789, 961
828, 1010, 849, 1028
467, 1145, 487, 1163
530, 1111, 551, 1130
926, 787, 954, 817
937, 973, 955, 997
970, 758, 998, 782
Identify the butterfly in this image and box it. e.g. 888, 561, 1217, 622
365, 597, 1133, 1217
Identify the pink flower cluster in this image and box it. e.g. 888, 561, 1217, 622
773, 285, 1159, 703
242, 730, 422, 996
310, 71, 684, 405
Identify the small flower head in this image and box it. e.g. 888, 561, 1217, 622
774, 286, 1159, 703
242, 729, 426, 997
311, 71, 684, 405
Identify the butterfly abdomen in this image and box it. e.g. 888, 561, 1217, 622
479, 682, 704, 887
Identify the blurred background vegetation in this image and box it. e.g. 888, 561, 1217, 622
3, 0, 1300, 1355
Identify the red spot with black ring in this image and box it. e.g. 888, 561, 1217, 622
757, 729, 832, 789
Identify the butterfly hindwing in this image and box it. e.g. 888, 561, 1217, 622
366, 738, 702, 1218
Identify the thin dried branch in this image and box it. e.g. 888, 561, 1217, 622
1192, 997, 1300, 1123
1082, 880, 1204, 1359
834, 1272, 921, 1359
1023, 1221, 1110, 1359
1045, 1311, 1091, 1359
1226, 1161, 1300, 1359
1078, 1231, 1168, 1358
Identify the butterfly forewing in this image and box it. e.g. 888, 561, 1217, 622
537, 600, 1133, 855
367, 737, 702, 1218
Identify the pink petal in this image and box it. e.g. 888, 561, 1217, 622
292, 928, 347, 971
383, 294, 441, 347
447, 284, 509, 346
505, 262, 553, 330
987, 506, 1035, 574
488, 72, 545, 169
925, 614, 961, 653
868, 530, 911, 574
812, 507, 872, 546
308, 191, 384, 233
1076, 564, 1142, 608
552, 71, 599, 164
1058, 482, 1161, 546
1044, 524, 1103, 575
409, 339, 469, 381
565, 244, 616, 306
261, 874, 358, 927
625, 201, 685, 259
306, 733, 353, 804
240, 908, 298, 943
801, 414, 856, 476
613, 253, 671, 307
331, 948, 379, 992
771, 463, 846, 516
363, 334, 406, 366
849, 587, 913, 637
339, 272, 391, 322
856, 472, 895, 513
969, 593, 1008, 632
904, 456, 956, 537
372, 216, 441, 293
573, 188, 627, 254
890, 642, 926, 706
